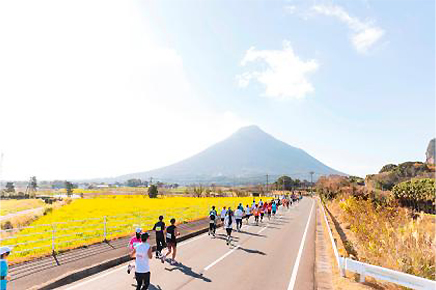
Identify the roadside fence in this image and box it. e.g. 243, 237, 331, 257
319, 200, 436, 290
0, 205, 206, 261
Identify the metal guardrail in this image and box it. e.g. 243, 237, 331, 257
319, 200, 436, 290
0, 205, 206, 259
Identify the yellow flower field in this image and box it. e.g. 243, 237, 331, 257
1, 196, 257, 263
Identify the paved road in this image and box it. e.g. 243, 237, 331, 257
59, 198, 316, 290
0, 207, 44, 221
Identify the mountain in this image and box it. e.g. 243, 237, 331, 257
426, 138, 435, 164
116, 125, 344, 184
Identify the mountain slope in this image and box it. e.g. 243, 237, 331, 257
117, 125, 344, 183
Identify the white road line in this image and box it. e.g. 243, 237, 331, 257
63, 264, 126, 290
204, 245, 241, 271
287, 199, 314, 290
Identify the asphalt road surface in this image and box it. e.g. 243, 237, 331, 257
59, 197, 316, 290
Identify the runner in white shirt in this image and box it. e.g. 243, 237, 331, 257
220, 206, 227, 223
234, 207, 243, 232
244, 205, 251, 224
131, 233, 152, 290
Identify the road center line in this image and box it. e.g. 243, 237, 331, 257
204, 245, 241, 271
287, 199, 314, 290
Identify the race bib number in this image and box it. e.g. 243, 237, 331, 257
166, 233, 172, 239
210, 220, 215, 223
155, 226, 161, 231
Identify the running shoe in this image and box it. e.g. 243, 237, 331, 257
127, 264, 131, 274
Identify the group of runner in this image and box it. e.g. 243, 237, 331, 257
127, 195, 302, 290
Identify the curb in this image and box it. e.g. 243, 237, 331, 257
32, 225, 212, 290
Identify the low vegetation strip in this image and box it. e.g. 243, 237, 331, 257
0, 199, 45, 216
0, 196, 254, 264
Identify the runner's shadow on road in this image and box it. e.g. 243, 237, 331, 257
165, 261, 212, 283
132, 283, 162, 290
237, 247, 266, 255
214, 234, 240, 242
238, 230, 266, 238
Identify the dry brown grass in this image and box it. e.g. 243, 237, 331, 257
322, 195, 435, 289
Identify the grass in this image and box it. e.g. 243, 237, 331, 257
327, 195, 435, 281
2, 196, 257, 264
0, 199, 45, 216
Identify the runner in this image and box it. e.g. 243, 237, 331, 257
224, 207, 235, 245
252, 199, 256, 209
253, 206, 260, 225
220, 206, 227, 223
208, 206, 218, 237
0, 246, 11, 290
244, 204, 251, 224
127, 228, 142, 274
131, 232, 152, 290
259, 199, 263, 208
234, 206, 243, 232
152, 216, 166, 259
161, 218, 180, 264
267, 202, 272, 220
272, 201, 277, 217
259, 203, 265, 223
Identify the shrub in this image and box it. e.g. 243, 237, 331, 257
392, 178, 435, 213
148, 185, 158, 198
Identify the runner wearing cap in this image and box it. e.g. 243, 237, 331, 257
152, 216, 166, 259
208, 206, 218, 237
161, 218, 180, 265
127, 228, 142, 274
131, 233, 152, 290
0, 246, 11, 290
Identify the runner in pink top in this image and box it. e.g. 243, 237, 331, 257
127, 228, 142, 274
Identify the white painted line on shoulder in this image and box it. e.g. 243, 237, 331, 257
287, 199, 315, 290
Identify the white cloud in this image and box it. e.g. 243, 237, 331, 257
0, 0, 249, 180
312, 4, 385, 53
237, 41, 319, 100
284, 5, 297, 14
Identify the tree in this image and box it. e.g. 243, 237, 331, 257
275, 176, 294, 191
148, 184, 158, 198
65, 181, 74, 197
126, 179, 142, 187
30, 176, 38, 190
192, 185, 204, 197
5, 182, 15, 193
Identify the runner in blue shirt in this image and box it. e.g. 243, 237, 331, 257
0, 247, 11, 290
272, 201, 277, 217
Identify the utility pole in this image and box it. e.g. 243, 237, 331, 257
266, 174, 269, 196
149, 177, 153, 186
309, 171, 314, 195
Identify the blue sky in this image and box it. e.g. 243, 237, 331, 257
0, 0, 434, 180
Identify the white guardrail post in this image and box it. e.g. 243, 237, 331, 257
103, 216, 107, 242
51, 224, 56, 255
